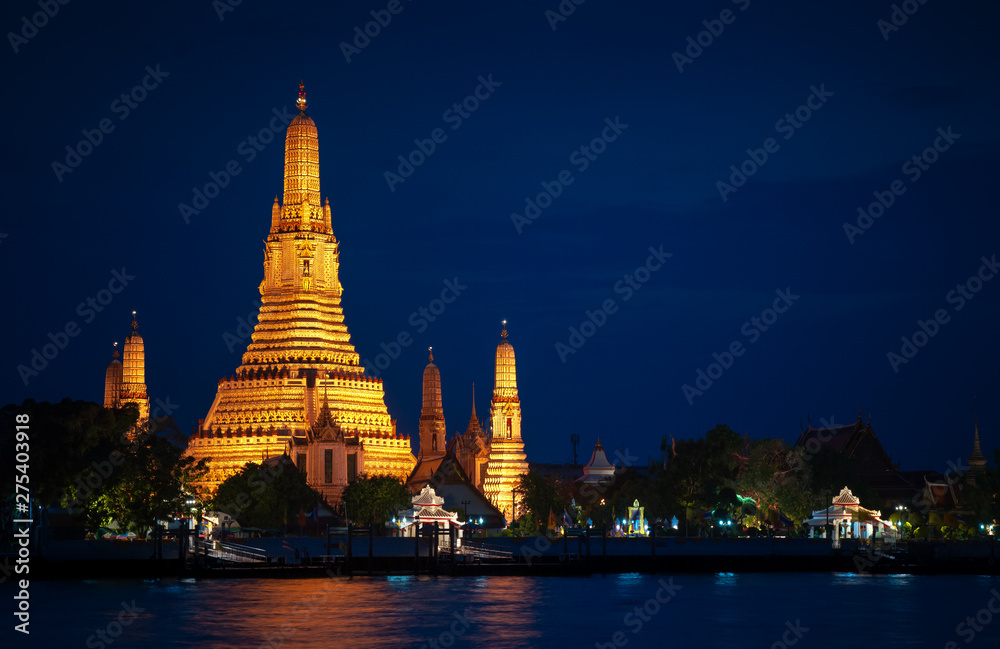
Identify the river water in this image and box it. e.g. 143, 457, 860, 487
10, 572, 1000, 648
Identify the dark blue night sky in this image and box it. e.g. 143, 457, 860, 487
3, 0, 1000, 472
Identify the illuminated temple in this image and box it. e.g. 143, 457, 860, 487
481, 322, 529, 519
103, 311, 149, 436
406, 324, 530, 523
185, 84, 415, 495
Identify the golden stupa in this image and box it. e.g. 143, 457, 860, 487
482, 320, 528, 520
186, 83, 416, 494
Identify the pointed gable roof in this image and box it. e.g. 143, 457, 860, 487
412, 484, 445, 507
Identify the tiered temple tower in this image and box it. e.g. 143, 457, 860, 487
103, 313, 149, 436
103, 342, 122, 409
969, 412, 987, 482
186, 83, 415, 493
419, 348, 446, 461
120, 312, 149, 424
454, 384, 490, 490
482, 321, 528, 520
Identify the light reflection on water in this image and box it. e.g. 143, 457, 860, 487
16, 573, 1000, 648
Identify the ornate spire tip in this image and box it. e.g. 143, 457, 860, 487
296, 80, 308, 112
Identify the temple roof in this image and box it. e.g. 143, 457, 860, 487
832, 486, 860, 505
794, 411, 897, 475
411, 484, 445, 507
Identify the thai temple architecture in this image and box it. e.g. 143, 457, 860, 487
395, 485, 463, 550
185, 83, 415, 494
482, 321, 529, 520
405, 326, 528, 526
581, 438, 617, 484
969, 413, 987, 483
103, 311, 149, 436
803, 486, 895, 546
406, 349, 451, 491
452, 383, 490, 491
419, 348, 447, 463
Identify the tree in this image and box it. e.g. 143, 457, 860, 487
81, 433, 208, 536
0, 399, 135, 505
657, 425, 743, 527
341, 475, 411, 528
514, 470, 566, 534
0, 399, 209, 538
211, 457, 321, 530
734, 438, 813, 532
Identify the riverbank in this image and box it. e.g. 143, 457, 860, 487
14, 536, 1000, 580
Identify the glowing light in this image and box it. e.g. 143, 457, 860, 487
184, 84, 416, 497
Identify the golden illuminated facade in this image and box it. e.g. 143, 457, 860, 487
186, 83, 415, 494
103, 312, 150, 436
482, 321, 528, 520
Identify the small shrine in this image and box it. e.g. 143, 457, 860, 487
395, 485, 463, 549
803, 486, 896, 546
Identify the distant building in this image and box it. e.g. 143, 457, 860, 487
102, 311, 149, 437
581, 439, 617, 484
794, 410, 915, 505
968, 413, 987, 484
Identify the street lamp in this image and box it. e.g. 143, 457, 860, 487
461, 499, 471, 523
896, 504, 908, 540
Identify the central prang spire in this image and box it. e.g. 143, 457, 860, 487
281, 81, 322, 218
188, 82, 417, 495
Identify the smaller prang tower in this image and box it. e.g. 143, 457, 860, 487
103, 311, 149, 437
482, 320, 528, 520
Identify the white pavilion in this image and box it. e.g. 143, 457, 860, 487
395, 485, 464, 550
804, 486, 896, 547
